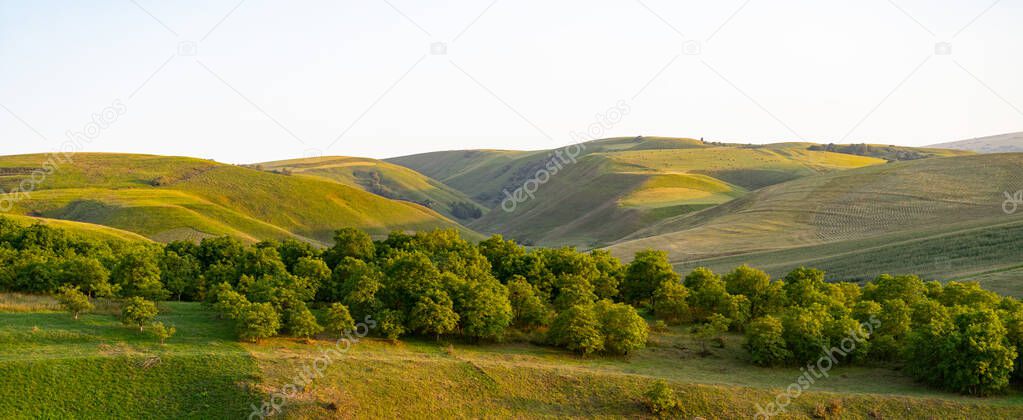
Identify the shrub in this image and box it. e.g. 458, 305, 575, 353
643, 380, 678, 416
149, 321, 177, 344
695, 313, 730, 355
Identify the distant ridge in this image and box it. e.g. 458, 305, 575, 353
928, 131, 1023, 153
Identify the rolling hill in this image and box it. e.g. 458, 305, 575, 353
0, 153, 474, 245
392, 138, 889, 248
607, 153, 1023, 291
929, 131, 1023, 154
257, 156, 487, 223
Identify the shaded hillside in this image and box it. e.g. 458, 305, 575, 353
0, 154, 474, 244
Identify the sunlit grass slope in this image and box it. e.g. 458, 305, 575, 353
609, 153, 1023, 281
436, 139, 886, 248
259, 156, 486, 222
0, 153, 473, 244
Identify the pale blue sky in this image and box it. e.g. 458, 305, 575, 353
1, 0, 1021, 163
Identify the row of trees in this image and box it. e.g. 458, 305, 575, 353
4, 216, 1021, 395
637, 262, 1023, 396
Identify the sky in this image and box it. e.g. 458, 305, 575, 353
1, 0, 1021, 163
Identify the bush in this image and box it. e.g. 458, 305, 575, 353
652, 280, 689, 324
643, 380, 678, 416
149, 321, 177, 344
286, 304, 323, 339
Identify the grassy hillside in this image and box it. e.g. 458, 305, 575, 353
0, 153, 475, 245
609, 153, 1023, 286
930, 131, 1023, 153
258, 156, 486, 222
5, 298, 1021, 419
433, 139, 886, 248
0, 298, 260, 419
0, 213, 151, 243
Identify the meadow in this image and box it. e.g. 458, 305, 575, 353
4, 297, 1021, 419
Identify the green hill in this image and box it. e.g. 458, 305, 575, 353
258, 156, 487, 222
608, 153, 1023, 291
394, 138, 887, 248
0, 153, 475, 244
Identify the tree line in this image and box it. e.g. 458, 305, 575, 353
1, 216, 1020, 395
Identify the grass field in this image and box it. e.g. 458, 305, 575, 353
0, 153, 472, 244
4, 298, 1022, 418
0, 300, 260, 419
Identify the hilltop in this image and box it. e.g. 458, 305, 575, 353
0, 153, 472, 245
929, 131, 1023, 154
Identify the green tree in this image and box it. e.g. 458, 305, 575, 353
684, 267, 731, 322
292, 257, 330, 296
277, 238, 319, 272
324, 227, 376, 267
594, 300, 649, 355
553, 274, 597, 310
286, 303, 323, 340
237, 302, 281, 343
695, 313, 730, 355
121, 296, 158, 332
149, 321, 177, 344
55, 285, 93, 320
409, 289, 459, 340
781, 305, 828, 363
458, 282, 513, 341
589, 249, 624, 300
376, 308, 407, 341
506, 276, 551, 329
622, 250, 679, 305
112, 248, 168, 301
549, 305, 604, 355
652, 280, 690, 324
160, 251, 201, 301
744, 316, 791, 366
57, 256, 110, 298
324, 303, 356, 337
478, 234, 526, 282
